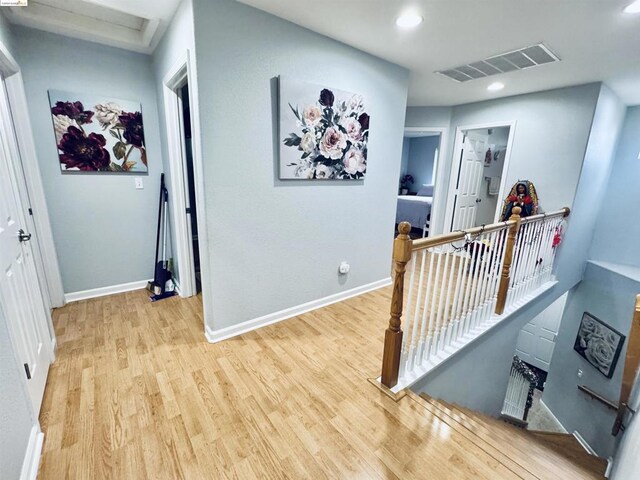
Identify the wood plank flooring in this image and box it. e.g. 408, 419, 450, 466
38, 287, 595, 479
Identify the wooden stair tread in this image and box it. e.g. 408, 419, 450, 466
529, 432, 609, 476
417, 393, 605, 479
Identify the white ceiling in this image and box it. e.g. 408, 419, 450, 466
238, 0, 640, 107
5, 0, 182, 53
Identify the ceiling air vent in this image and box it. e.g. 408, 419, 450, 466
436, 43, 560, 83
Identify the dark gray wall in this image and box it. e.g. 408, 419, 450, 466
192, 0, 409, 331
14, 27, 164, 294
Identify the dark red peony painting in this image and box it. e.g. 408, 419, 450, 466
48, 90, 148, 173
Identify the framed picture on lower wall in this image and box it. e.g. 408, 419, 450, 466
573, 312, 625, 378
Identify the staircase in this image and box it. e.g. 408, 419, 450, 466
409, 391, 608, 479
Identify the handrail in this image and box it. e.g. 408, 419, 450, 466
613, 294, 640, 435
412, 207, 570, 251
520, 207, 571, 225
578, 384, 618, 410
380, 206, 571, 389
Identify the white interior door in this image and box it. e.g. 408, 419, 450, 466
516, 293, 568, 372
0, 80, 52, 414
451, 135, 485, 230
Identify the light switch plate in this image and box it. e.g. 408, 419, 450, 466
135, 177, 144, 190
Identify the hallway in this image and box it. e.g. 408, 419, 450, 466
38, 288, 601, 479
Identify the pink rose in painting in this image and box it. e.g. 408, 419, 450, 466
341, 117, 362, 142
343, 147, 366, 175
302, 105, 322, 126
319, 127, 347, 160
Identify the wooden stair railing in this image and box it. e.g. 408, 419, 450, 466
501, 355, 538, 424
380, 221, 412, 388
612, 294, 640, 436
381, 207, 571, 389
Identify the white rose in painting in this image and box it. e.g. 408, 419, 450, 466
53, 114, 78, 143
319, 127, 347, 160
341, 117, 362, 142
300, 132, 316, 154
302, 105, 322, 127
315, 164, 335, 179
585, 336, 615, 375
348, 94, 364, 114
343, 147, 366, 175
94, 102, 123, 129
295, 164, 316, 179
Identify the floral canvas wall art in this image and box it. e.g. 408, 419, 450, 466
279, 78, 369, 180
573, 312, 625, 378
48, 90, 147, 173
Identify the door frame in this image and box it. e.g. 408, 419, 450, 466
403, 126, 448, 237
0, 40, 62, 334
443, 121, 516, 232
162, 51, 207, 299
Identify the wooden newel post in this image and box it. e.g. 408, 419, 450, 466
381, 221, 412, 388
613, 294, 640, 435
495, 207, 522, 315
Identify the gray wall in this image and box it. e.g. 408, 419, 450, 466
406, 136, 437, 188
192, 0, 409, 331
405, 106, 452, 128
151, 0, 196, 287
400, 137, 410, 179
544, 262, 640, 457
13, 27, 164, 294
410, 85, 626, 418
590, 105, 640, 268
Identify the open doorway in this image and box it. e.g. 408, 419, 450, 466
395, 127, 446, 238
179, 83, 201, 293
162, 53, 205, 298
444, 123, 515, 232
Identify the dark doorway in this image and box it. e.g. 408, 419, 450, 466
180, 83, 201, 293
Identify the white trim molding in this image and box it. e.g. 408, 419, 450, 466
206, 278, 392, 343
573, 430, 598, 456
539, 399, 568, 433
19, 425, 44, 480
64, 279, 151, 303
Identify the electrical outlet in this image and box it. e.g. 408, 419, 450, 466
577, 369, 583, 378
338, 262, 350, 275
135, 177, 144, 190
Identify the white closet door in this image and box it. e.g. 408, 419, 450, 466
452, 136, 485, 230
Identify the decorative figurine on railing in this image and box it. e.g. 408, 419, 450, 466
501, 180, 539, 221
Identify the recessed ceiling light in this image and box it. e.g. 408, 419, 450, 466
396, 13, 423, 28
624, 1, 640, 13
487, 82, 505, 91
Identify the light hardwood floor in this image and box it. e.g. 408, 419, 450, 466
38, 287, 599, 479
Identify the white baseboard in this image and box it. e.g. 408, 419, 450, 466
205, 277, 392, 343
573, 430, 598, 456
20, 425, 44, 480
64, 279, 151, 303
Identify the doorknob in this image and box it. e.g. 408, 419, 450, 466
18, 229, 31, 242
475, 198, 482, 203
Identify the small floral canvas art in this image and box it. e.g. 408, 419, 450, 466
48, 90, 147, 173
279, 78, 369, 180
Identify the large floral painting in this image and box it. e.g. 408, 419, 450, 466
573, 312, 625, 378
279, 78, 369, 180
48, 90, 147, 173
